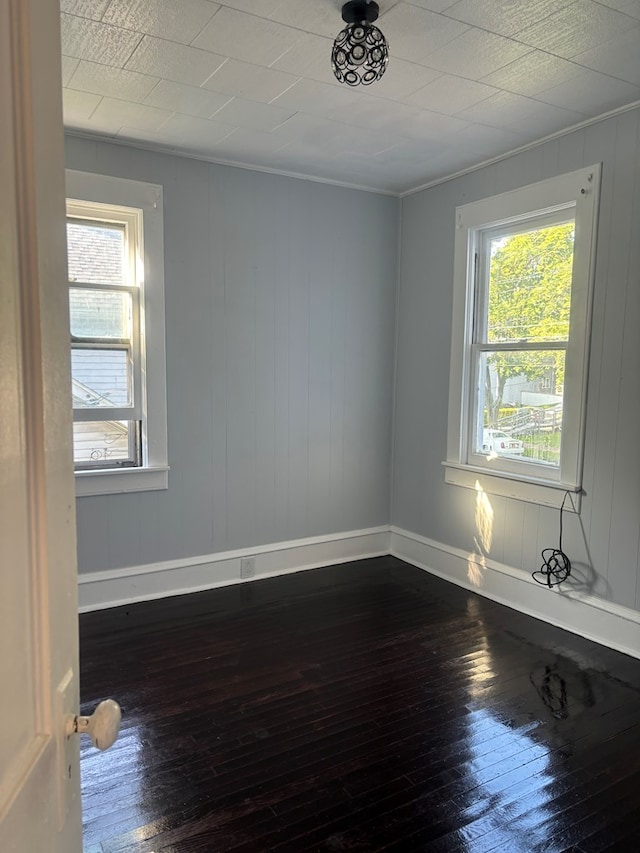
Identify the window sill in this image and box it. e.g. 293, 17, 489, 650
75, 466, 169, 497
443, 461, 581, 511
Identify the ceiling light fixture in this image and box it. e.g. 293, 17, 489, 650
331, 1, 389, 87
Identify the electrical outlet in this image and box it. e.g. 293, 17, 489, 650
240, 556, 256, 579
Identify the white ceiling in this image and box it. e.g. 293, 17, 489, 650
60, 0, 640, 194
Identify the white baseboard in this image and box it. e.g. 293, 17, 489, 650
78, 523, 640, 661
390, 526, 640, 660
78, 527, 391, 612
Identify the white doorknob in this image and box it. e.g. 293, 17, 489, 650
68, 699, 122, 750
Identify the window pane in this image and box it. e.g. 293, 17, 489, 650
73, 421, 138, 467
70, 288, 132, 339
67, 220, 125, 286
487, 221, 575, 343
476, 350, 565, 468
72, 348, 131, 408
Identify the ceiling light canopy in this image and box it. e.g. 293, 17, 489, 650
331, 1, 389, 87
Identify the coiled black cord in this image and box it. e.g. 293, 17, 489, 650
532, 491, 572, 587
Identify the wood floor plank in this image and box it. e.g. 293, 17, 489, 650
79, 557, 640, 851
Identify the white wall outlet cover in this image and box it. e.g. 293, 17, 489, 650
240, 557, 256, 578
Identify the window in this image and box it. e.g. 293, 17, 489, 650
66, 171, 168, 496
445, 165, 601, 508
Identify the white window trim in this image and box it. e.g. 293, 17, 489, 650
66, 170, 169, 497
444, 164, 601, 510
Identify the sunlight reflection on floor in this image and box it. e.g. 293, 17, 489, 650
81, 724, 145, 833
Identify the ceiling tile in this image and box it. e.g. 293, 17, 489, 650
152, 113, 236, 146
270, 78, 361, 116
269, 111, 336, 142
481, 51, 583, 96
572, 29, 640, 86
393, 107, 471, 142
63, 88, 102, 122
373, 137, 450, 166
329, 97, 418, 136
67, 60, 158, 102
267, 134, 332, 159
125, 35, 226, 86
312, 148, 375, 170
144, 79, 232, 118
364, 58, 441, 100
456, 90, 586, 133
211, 126, 289, 158
421, 28, 531, 77
516, 102, 588, 136
535, 67, 640, 113
451, 122, 527, 156
268, 112, 333, 149
406, 74, 499, 113
323, 92, 425, 134
443, 0, 571, 37
403, 1, 461, 11
266, 0, 343, 39
396, 146, 484, 186
595, 0, 640, 17
60, 0, 110, 21
270, 112, 398, 158
90, 97, 174, 131
271, 32, 336, 84
203, 58, 299, 103
103, 0, 220, 45
334, 129, 402, 157
211, 97, 295, 131
61, 55, 80, 86
271, 139, 342, 168
377, 4, 469, 65
60, 13, 142, 67
193, 6, 300, 66
513, 0, 640, 58
212, 0, 281, 15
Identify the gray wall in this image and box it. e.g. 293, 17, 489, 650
393, 107, 640, 611
66, 137, 398, 573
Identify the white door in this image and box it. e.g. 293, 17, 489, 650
0, 0, 83, 851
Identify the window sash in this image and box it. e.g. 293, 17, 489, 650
467, 343, 568, 481
73, 420, 141, 470
473, 212, 575, 348
67, 217, 127, 287
69, 280, 142, 420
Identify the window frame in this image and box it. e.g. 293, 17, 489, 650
66, 170, 169, 496
68, 208, 142, 469
444, 164, 601, 509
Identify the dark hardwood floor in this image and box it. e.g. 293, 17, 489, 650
79, 557, 640, 852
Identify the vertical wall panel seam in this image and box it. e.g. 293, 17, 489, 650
389, 196, 403, 527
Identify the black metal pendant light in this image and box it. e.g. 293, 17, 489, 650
331, 1, 389, 87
